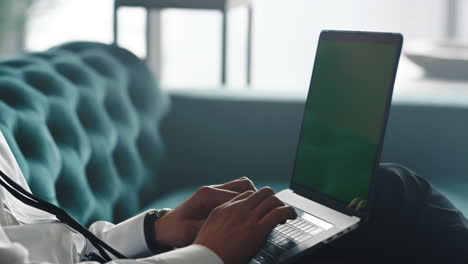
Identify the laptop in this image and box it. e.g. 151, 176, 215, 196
250, 30, 403, 264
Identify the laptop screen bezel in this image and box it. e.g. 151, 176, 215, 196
289, 30, 403, 220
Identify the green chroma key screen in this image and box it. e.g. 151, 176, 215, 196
292, 34, 400, 206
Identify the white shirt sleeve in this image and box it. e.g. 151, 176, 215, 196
88, 211, 152, 258
0, 216, 224, 264
0, 226, 31, 264
135, 245, 223, 264
87, 212, 224, 264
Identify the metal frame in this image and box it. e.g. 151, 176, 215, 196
113, 0, 253, 85
446, 0, 459, 39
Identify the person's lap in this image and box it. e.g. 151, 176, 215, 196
294, 163, 468, 263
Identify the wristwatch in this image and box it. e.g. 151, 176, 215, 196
144, 208, 173, 254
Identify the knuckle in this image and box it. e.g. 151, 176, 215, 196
235, 191, 253, 202
269, 196, 284, 206
232, 200, 247, 209
244, 190, 255, 195
241, 176, 252, 182
271, 207, 282, 215
239, 178, 254, 186
272, 207, 289, 218
261, 187, 275, 196
197, 185, 213, 195
211, 205, 224, 215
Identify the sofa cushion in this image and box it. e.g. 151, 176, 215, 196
0, 42, 169, 225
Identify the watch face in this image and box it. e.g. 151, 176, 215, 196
156, 209, 172, 217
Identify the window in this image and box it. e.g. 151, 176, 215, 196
26, 0, 467, 92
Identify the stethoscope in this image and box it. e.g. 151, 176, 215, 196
0, 168, 128, 263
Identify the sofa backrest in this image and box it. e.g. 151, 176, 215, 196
0, 42, 168, 225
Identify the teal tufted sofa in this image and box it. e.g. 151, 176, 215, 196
0, 42, 169, 225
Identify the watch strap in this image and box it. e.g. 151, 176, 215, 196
144, 209, 173, 254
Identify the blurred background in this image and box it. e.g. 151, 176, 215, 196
1, 0, 468, 214
0, 0, 466, 91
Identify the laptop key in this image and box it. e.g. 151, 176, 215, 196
297, 235, 312, 243
288, 229, 301, 238
296, 222, 308, 229
294, 233, 308, 242
303, 225, 318, 233
277, 239, 298, 250
253, 250, 274, 264
276, 225, 288, 232
254, 210, 327, 263
264, 243, 285, 257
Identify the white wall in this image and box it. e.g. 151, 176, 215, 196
26, 0, 463, 91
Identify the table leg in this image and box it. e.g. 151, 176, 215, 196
221, 10, 228, 85
146, 8, 162, 79
246, 4, 253, 85
113, 2, 118, 44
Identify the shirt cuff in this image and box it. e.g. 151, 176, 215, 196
138, 244, 224, 264
120, 210, 154, 257
88, 210, 153, 258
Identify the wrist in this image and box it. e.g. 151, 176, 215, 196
154, 213, 172, 247
144, 209, 173, 254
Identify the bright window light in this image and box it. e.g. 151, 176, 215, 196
26, 0, 464, 92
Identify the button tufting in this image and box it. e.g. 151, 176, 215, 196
0, 78, 47, 115
53, 61, 95, 87
23, 68, 69, 97
0, 42, 168, 225
47, 102, 90, 159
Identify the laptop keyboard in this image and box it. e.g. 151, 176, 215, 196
249, 208, 326, 264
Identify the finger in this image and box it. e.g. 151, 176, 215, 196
254, 195, 284, 219
259, 206, 297, 231
195, 186, 239, 211
244, 187, 275, 208
211, 177, 257, 193
356, 200, 366, 211
348, 198, 360, 208
229, 190, 255, 203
